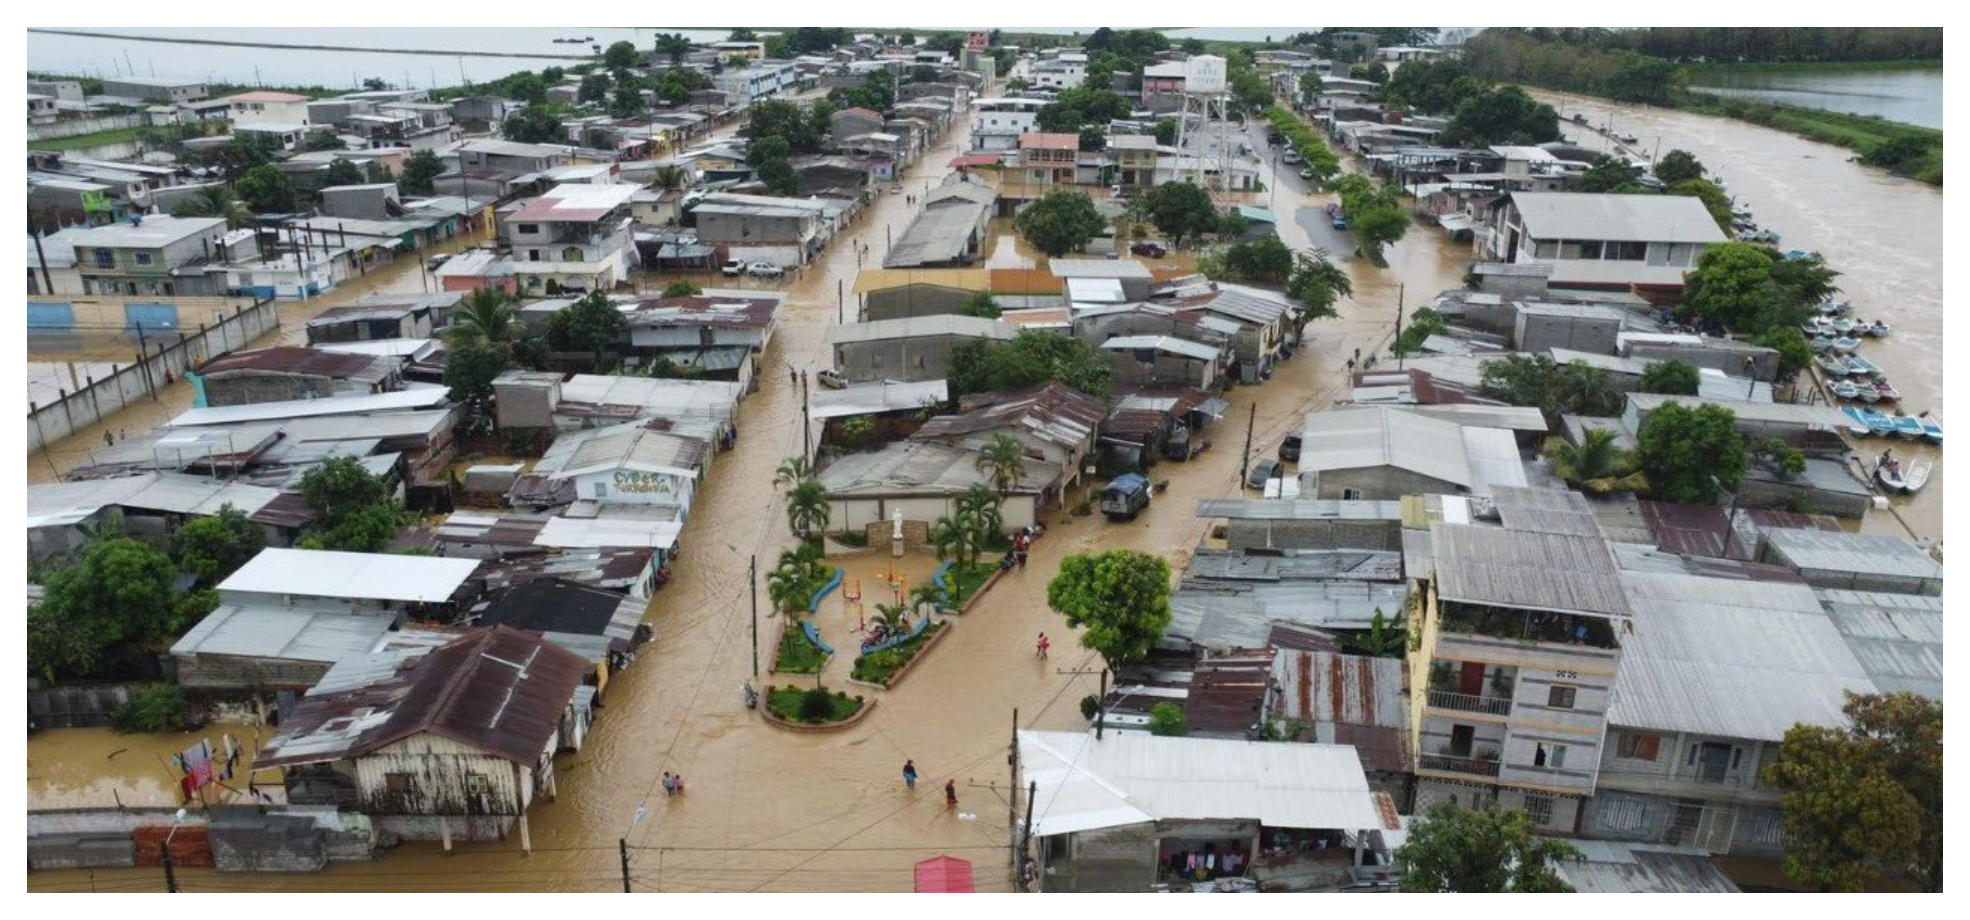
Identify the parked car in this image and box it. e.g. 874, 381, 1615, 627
1282, 149, 1302, 164
721, 258, 745, 276
1332, 214, 1348, 230
816, 368, 846, 389
1130, 241, 1168, 258
1245, 458, 1282, 489
1099, 473, 1152, 521
425, 254, 451, 272
748, 261, 785, 279
1278, 434, 1302, 463
1298, 167, 1314, 181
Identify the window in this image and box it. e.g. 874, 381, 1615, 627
1532, 240, 1559, 260
384, 773, 413, 794
1534, 742, 1567, 769
1616, 733, 1662, 761
1558, 240, 1602, 260
1523, 793, 1554, 827
1341, 488, 1366, 500
591, 482, 608, 498
528, 249, 541, 262
517, 223, 539, 234
1605, 240, 1647, 260
93, 248, 115, 269
562, 246, 582, 262
1547, 685, 1577, 710
1448, 724, 1475, 757
133, 252, 154, 267
465, 773, 491, 794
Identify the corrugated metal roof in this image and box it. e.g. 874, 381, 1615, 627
1639, 500, 1739, 558
535, 421, 709, 481
535, 515, 683, 549
1270, 650, 1409, 774
827, 315, 1011, 345
1609, 559, 1874, 741
168, 388, 448, 426
1816, 589, 1942, 700
1050, 258, 1153, 281
1625, 393, 1848, 429
1763, 528, 1943, 581
26, 472, 281, 528
884, 199, 990, 267
508, 183, 639, 221
1101, 334, 1221, 361
818, 441, 1061, 497
1556, 841, 1742, 893
1302, 407, 1476, 489
220, 548, 480, 604
171, 603, 399, 664
1432, 522, 1631, 617
851, 267, 990, 294
200, 346, 388, 381
914, 381, 1103, 454
556, 374, 742, 421
1018, 730, 1390, 838
1489, 486, 1603, 537
1505, 193, 1728, 244
1394, 403, 1549, 433
625, 292, 781, 330
1194, 499, 1404, 521
809, 379, 949, 420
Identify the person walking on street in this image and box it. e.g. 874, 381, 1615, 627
944, 779, 958, 809
662, 772, 677, 796
103, 430, 114, 448
1036, 633, 1050, 658
1353, 347, 1361, 363
903, 760, 918, 790
789, 364, 798, 386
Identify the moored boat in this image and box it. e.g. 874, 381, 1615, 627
1830, 318, 1856, 334
1872, 379, 1901, 402
1816, 353, 1849, 375
1817, 300, 1851, 316
1856, 382, 1883, 403
1810, 335, 1836, 353
1831, 336, 1862, 353
1840, 406, 1874, 436
1903, 457, 1932, 493
1861, 409, 1897, 436
1830, 380, 1862, 400
1918, 413, 1942, 444
1876, 461, 1907, 492
1865, 320, 1891, 337
1846, 355, 1881, 375
1893, 414, 1925, 439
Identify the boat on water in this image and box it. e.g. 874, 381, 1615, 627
1740, 228, 1780, 244
1877, 460, 1907, 492
1817, 300, 1851, 316
1831, 380, 1862, 400
1872, 379, 1901, 402
1856, 381, 1884, 403
1815, 353, 1849, 375
1861, 408, 1897, 436
1917, 412, 1943, 444
1903, 457, 1933, 493
1865, 320, 1891, 337
1840, 406, 1875, 436
1802, 318, 1833, 336
1810, 335, 1836, 353
1846, 355, 1881, 376
1831, 336, 1862, 354
1893, 414, 1926, 439
1830, 318, 1857, 334
1784, 249, 1824, 263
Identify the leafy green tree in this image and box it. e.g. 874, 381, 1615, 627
1442, 85, 1560, 147
396, 149, 445, 197
1379, 59, 1484, 114
1396, 800, 1581, 892
948, 331, 1113, 400
171, 504, 266, 588
1480, 353, 1564, 415
1287, 249, 1353, 330
234, 164, 297, 213
746, 134, 799, 196
1147, 701, 1188, 736
548, 291, 629, 363
602, 40, 641, 70
322, 159, 365, 188
111, 682, 188, 733
785, 479, 831, 540
1179, 37, 1207, 54
961, 291, 1002, 319
30, 538, 184, 680
510, 335, 550, 371
1350, 206, 1412, 261
1349, 62, 1390, 83
727, 28, 758, 42
976, 433, 1027, 497
1298, 72, 1325, 105
1141, 181, 1219, 248
503, 71, 548, 104
661, 280, 702, 298
1764, 692, 1940, 892
1653, 149, 1705, 185
1212, 236, 1296, 284
1569, 154, 1649, 193
1668, 178, 1734, 233
1544, 431, 1648, 495
1752, 326, 1813, 386
1636, 401, 1747, 503
295, 456, 410, 552
1391, 307, 1449, 356
1556, 360, 1624, 416
955, 485, 1005, 553
743, 99, 822, 154
1077, 126, 1106, 152
1639, 359, 1701, 395
1014, 190, 1107, 257
443, 343, 512, 406
1034, 86, 1131, 133
300, 132, 347, 152
1151, 119, 1178, 145
1752, 436, 1807, 478
503, 104, 564, 144
1341, 608, 1406, 657
609, 85, 645, 118
930, 514, 982, 571
577, 72, 612, 104
1045, 549, 1173, 668
169, 184, 253, 229
1680, 242, 1775, 331
442, 287, 523, 350
654, 33, 694, 66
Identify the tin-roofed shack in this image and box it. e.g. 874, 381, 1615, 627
191, 346, 401, 407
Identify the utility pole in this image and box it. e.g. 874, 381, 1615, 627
619, 838, 632, 892
1019, 779, 1038, 891
1238, 402, 1256, 488
748, 554, 760, 678
801, 372, 813, 465
32, 228, 52, 295
1394, 282, 1406, 370
837, 277, 844, 324
1007, 708, 1019, 868
161, 846, 178, 893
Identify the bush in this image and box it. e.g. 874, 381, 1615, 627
1080, 695, 1101, 721
1147, 701, 1188, 737
798, 686, 835, 722
111, 683, 187, 734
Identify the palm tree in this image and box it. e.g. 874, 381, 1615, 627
975, 433, 1027, 497
655, 32, 694, 66
169, 184, 254, 229
873, 602, 911, 636
651, 164, 689, 191
785, 479, 831, 540
907, 582, 945, 617
1544, 432, 1649, 496
774, 455, 812, 489
930, 514, 979, 570
767, 543, 826, 615
954, 484, 1004, 549
441, 288, 523, 350
1556, 361, 1623, 417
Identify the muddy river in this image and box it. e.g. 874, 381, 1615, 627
26, 89, 1937, 893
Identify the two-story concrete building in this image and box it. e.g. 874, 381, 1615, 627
828, 314, 1011, 384
69, 215, 252, 297
970, 97, 1047, 154
1482, 193, 1728, 295
505, 183, 639, 294
1018, 132, 1082, 187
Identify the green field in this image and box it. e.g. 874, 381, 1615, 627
33, 126, 150, 151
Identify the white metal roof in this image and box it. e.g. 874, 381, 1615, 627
1608, 552, 1876, 741
1507, 193, 1728, 244
1050, 257, 1153, 281
535, 515, 683, 549
219, 548, 480, 604
26, 472, 280, 529
313, 338, 438, 359
1065, 277, 1126, 304
1101, 335, 1221, 361
826, 315, 1011, 345
557, 374, 743, 419
1301, 406, 1476, 488
809, 379, 949, 420
170, 603, 398, 664
168, 388, 448, 426
1018, 730, 1390, 838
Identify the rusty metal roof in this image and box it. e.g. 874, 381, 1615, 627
1182, 650, 1273, 737
1639, 500, 1738, 559
200, 346, 389, 381
1270, 649, 1410, 774
917, 380, 1104, 453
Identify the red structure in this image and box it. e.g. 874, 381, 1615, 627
914, 855, 975, 892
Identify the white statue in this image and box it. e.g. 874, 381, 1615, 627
892, 509, 905, 540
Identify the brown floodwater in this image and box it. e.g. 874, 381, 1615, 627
28, 91, 1930, 893
1534, 90, 1944, 542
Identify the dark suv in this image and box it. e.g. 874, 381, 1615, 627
1278, 434, 1302, 462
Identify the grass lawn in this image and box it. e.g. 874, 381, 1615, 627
766, 686, 864, 724
774, 623, 828, 674
946, 562, 996, 606
36, 126, 149, 151
851, 621, 946, 685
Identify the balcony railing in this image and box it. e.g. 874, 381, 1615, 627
1426, 690, 1512, 717
1420, 753, 1501, 778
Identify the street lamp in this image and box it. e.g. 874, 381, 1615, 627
161, 807, 188, 893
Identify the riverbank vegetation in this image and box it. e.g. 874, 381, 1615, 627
1460, 29, 1942, 185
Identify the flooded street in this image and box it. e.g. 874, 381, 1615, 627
1536, 90, 1944, 541
29, 89, 1934, 893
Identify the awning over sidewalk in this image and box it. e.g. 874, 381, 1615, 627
914, 855, 975, 892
